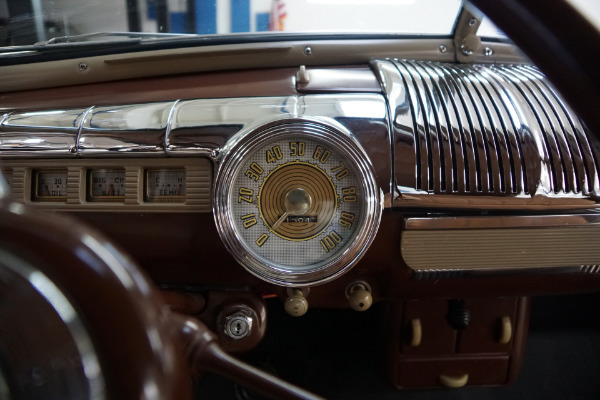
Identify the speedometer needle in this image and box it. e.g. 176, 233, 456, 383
271, 188, 312, 231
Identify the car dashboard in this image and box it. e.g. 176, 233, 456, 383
1, 27, 600, 399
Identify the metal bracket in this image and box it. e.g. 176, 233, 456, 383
453, 6, 483, 63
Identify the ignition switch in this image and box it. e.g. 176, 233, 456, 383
220, 306, 257, 340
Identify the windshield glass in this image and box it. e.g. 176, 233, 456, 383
1, 0, 463, 46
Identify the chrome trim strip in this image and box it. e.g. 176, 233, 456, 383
448, 64, 493, 193
484, 67, 552, 195
76, 106, 95, 155
163, 100, 180, 155
404, 61, 444, 193
371, 60, 415, 198
0, 109, 87, 156
499, 67, 566, 193
518, 65, 600, 197
429, 63, 478, 193
452, 64, 489, 192
0, 113, 10, 126
404, 213, 600, 230
494, 66, 573, 194
469, 66, 514, 193
409, 61, 454, 193
79, 102, 174, 156
460, 65, 506, 193
476, 67, 527, 193
419, 62, 466, 193
392, 61, 429, 192
413, 265, 600, 280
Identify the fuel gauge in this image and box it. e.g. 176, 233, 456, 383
145, 169, 186, 203
33, 170, 67, 202
88, 169, 126, 202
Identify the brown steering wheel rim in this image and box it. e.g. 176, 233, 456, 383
0, 202, 192, 400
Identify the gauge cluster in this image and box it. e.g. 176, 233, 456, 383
31, 168, 186, 204
0, 93, 392, 289
214, 120, 382, 287
0, 159, 211, 212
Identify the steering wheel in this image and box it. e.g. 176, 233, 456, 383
0, 199, 322, 400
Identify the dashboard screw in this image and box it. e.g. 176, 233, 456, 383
78, 63, 88, 72
304, 46, 312, 56
439, 45, 447, 53
484, 47, 494, 56
468, 18, 477, 26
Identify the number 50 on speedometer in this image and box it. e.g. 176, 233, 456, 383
214, 121, 381, 286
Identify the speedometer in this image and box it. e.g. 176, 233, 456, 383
214, 121, 381, 286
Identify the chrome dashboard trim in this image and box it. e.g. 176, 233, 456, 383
0, 63, 597, 211
0, 108, 88, 156
374, 60, 599, 209
404, 213, 600, 230
79, 102, 174, 156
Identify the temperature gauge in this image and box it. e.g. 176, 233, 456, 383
145, 169, 186, 203
33, 170, 67, 201
88, 169, 126, 202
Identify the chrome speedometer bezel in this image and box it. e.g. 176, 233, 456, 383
213, 118, 382, 287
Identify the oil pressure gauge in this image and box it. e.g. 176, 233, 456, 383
214, 120, 381, 286
32, 170, 67, 202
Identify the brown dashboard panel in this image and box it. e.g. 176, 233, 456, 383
0, 65, 381, 112
388, 297, 530, 388
54, 208, 600, 306
0, 68, 299, 111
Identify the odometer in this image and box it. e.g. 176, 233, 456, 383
214, 121, 381, 286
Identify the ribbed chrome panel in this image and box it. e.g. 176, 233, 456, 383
381, 60, 600, 205
402, 214, 600, 274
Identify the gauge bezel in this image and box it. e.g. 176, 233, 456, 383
214, 119, 382, 287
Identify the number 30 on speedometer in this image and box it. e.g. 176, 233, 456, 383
214, 121, 381, 286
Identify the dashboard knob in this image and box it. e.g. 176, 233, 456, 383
345, 281, 372, 311
285, 289, 308, 317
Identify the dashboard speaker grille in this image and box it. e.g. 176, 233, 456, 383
388, 60, 600, 197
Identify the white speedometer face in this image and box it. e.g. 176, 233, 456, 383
232, 137, 363, 269
214, 121, 381, 286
